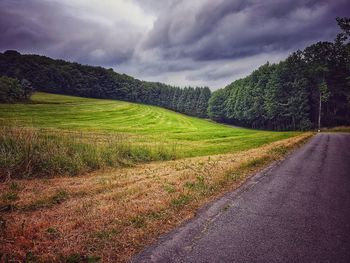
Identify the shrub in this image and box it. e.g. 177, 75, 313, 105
0, 76, 33, 103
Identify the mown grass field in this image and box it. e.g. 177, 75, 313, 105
0, 92, 300, 157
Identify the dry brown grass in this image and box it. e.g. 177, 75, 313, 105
0, 133, 313, 262
321, 126, 350, 133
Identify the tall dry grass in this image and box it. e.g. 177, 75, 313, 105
0, 133, 313, 262
0, 126, 179, 180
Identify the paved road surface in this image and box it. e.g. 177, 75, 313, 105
132, 133, 350, 263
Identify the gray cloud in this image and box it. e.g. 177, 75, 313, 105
1, 0, 349, 89
0, 0, 148, 65
142, 0, 349, 61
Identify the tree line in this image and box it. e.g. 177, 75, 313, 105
1, 17, 349, 130
208, 17, 350, 130
0, 51, 211, 117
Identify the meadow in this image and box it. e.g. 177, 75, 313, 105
0, 92, 302, 179
0, 92, 300, 156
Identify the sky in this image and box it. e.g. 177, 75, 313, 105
0, 0, 349, 90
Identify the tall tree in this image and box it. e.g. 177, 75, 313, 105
208, 17, 350, 130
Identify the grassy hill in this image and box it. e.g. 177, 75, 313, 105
0, 92, 300, 158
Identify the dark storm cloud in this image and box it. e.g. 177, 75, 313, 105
143, 0, 350, 61
0, 0, 145, 65
0, 0, 349, 88
0, 1, 60, 49
187, 65, 250, 82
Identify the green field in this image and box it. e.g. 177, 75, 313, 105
0, 92, 301, 157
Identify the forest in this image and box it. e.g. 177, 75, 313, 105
208, 17, 350, 130
0, 17, 349, 130
0, 51, 211, 118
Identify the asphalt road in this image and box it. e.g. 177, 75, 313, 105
132, 133, 350, 263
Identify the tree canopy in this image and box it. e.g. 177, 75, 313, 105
0, 50, 211, 117
0, 76, 33, 103
208, 17, 350, 130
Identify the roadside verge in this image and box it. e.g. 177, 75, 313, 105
0, 133, 313, 262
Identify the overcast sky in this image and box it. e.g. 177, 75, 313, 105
1, 0, 349, 89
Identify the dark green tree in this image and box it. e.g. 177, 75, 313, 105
208, 89, 228, 122
0, 76, 33, 103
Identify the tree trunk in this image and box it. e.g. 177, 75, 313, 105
318, 93, 322, 132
